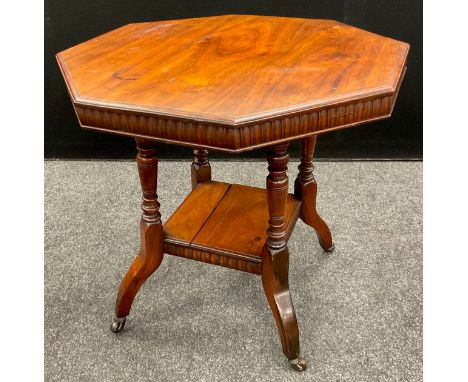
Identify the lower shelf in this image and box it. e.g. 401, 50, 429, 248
163, 181, 301, 274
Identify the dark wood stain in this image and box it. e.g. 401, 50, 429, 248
56, 15, 408, 152
57, 15, 409, 370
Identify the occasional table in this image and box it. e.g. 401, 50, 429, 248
56, 15, 409, 371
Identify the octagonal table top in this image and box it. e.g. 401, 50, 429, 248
57, 14, 409, 152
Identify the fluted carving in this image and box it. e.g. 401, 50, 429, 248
75, 92, 397, 152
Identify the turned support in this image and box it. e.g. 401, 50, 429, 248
262, 143, 307, 371
191, 148, 211, 189
294, 136, 317, 199
265, 143, 290, 250
112, 138, 164, 332
294, 136, 334, 252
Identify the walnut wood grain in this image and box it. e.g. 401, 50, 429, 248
164, 181, 229, 244
162, 181, 301, 274
190, 183, 300, 259
261, 143, 302, 363
56, 15, 409, 152
294, 136, 333, 251
115, 139, 164, 318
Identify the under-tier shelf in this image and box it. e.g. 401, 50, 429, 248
163, 181, 301, 274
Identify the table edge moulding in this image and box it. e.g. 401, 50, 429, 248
56, 64, 407, 152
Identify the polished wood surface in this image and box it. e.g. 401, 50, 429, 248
163, 181, 301, 274
164, 181, 229, 244
115, 139, 164, 318
57, 15, 408, 123
191, 183, 300, 258
56, 15, 409, 152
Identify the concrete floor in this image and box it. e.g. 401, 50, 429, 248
45, 161, 422, 382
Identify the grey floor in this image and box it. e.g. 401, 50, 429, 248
45, 161, 422, 382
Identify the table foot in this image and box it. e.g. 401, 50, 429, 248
296, 177, 334, 251
115, 209, 164, 320
319, 237, 335, 253
289, 356, 308, 372
262, 143, 305, 368
110, 316, 126, 333
262, 246, 303, 367
299, 179, 334, 251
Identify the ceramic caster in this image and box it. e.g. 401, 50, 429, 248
111, 317, 126, 333
289, 356, 308, 371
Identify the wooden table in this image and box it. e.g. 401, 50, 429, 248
57, 15, 409, 371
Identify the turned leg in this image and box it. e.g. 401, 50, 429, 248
111, 138, 164, 333
191, 148, 211, 190
294, 136, 334, 252
262, 143, 307, 371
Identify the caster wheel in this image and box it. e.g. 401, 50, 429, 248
318, 237, 335, 253
290, 356, 308, 372
324, 243, 335, 253
111, 317, 126, 333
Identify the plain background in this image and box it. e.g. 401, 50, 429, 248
45, 0, 422, 159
